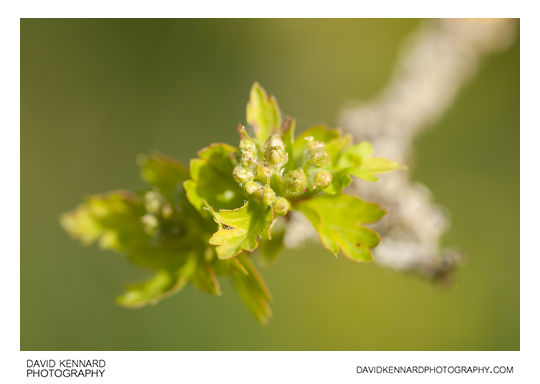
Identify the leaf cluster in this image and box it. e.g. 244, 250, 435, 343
61, 83, 397, 323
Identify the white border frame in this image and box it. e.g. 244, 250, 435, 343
3, 2, 535, 383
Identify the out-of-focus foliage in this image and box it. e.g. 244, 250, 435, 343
61, 83, 396, 323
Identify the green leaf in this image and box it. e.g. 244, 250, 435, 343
184, 143, 244, 212
246, 82, 281, 146
191, 253, 221, 295
138, 152, 189, 199
60, 191, 148, 252
116, 271, 188, 308
281, 117, 296, 171
116, 259, 195, 308
231, 254, 272, 324
206, 201, 274, 259
337, 141, 398, 182
294, 194, 386, 262
325, 135, 352, 167
323, 170, 353, 195
295, 125, 340, 144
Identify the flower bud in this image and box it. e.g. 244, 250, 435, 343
144, 191, 165, 214
314, 170, 332, 188
239, 138, 257, 151
285, 169, 307, 196
239, 138, 257, 167
265, 147, 288, 166
243, 180, 260, 195
306, 140, 325, 151
233, 166, 253, 183
261, 186, 276, 206
311, 149, 330, 167
264, 135, 285, 151
161, 203, 173, 218
306, 140, 329, 167
264, 135, 288, 167
273, 197, 290, 216
141, 214, 159, 235
256, 164, 272, 180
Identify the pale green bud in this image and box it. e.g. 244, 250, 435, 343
141, 214, 159, 235
243, 180, 260, 195
263, 135, 288, 167
306, 140, 325, 151
161, 204, 173, 218
261, 186, 276, 206
256, 164, 272, 178
144, 191, 165, 214
264, 135, 285, 150
305, 140, 329, 167
233, 166, 253, 183
240, 151, 257, 167
239, 138, 257, 151
285, 169, 307, 195
314, 170, 332, 188
311, 149, 330, 167
273, 197, 290, 216
239, 138, 257, 167
265, 147, 288, 166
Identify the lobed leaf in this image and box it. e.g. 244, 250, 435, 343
191, 255, 221, 295
60, 191, 148, 252
246, 82, 282, 146
184, 143, 244, 212
231, 254, 272, 324
206, 201, 274, 259
281, 117, 296, 171
138, 152, 189, 199
116, 257, 196, 308
294, 194, 386, 262
337, 141, 399, 182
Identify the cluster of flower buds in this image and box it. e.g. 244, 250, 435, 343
233, 132, 334, 216
234, 134, 290, 216
140, 190, 173, 235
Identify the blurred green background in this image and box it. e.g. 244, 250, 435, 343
21, 19, 519, 350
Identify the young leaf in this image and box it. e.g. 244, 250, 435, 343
184, 143, 244, 212
323, 170, 353, 195
115, 252, 197, 309
294, 194, 386, 262
192, 256, 221, 295
206, 201, 274, 259
138, 152, 189, 199
281, 117, 296, 171
60, 191, 148, 252
231, 254, 272, 324
116, 270, 190, 308
337, 141, 399, 182
246, 82, 282, 146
